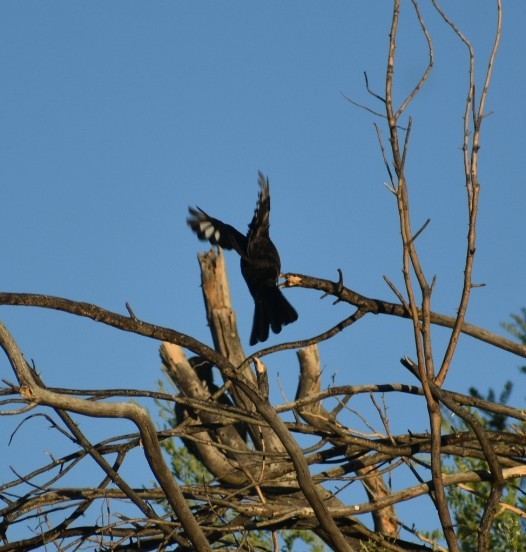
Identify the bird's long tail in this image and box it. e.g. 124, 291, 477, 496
250, 286, 298, 346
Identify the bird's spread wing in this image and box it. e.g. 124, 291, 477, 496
247, 171, 271, 244
187, 207, 248, 256
187, 172, 298, 344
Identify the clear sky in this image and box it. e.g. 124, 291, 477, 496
0, 1, 524, 546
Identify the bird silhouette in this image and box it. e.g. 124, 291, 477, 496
187, 171, 298, 345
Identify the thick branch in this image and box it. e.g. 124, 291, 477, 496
283, 275, 526, 357
0, 321, 211, 551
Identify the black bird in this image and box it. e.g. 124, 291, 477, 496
187, 171, 298, 345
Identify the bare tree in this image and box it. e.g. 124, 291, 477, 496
1, 2, 524, 551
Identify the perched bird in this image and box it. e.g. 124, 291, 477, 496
187, 171, 298, 345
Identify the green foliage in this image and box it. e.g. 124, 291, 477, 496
441, 393, 526, 548
501, 308, 526, 344
501, 308, 526, 373
434, 310, 526, 550
467, 381, 512, 431
443, 437, 526, 551
281, 530, 326, 552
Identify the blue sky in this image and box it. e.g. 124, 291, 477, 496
0, 1, 525, 546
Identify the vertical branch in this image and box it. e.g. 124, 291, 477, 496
435, 0, 503, 386
429, 0, 474, 386
385, 2, 423, 368
475, 0, 502, 130
197, 248, 287, 456
385, 1, 433, 370
396, 0, 434, 119
430, 2, 505, 549
384, 2, 457, 548
296, 345, 399, 538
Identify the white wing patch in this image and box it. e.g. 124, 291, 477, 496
202, 223, 215, 239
